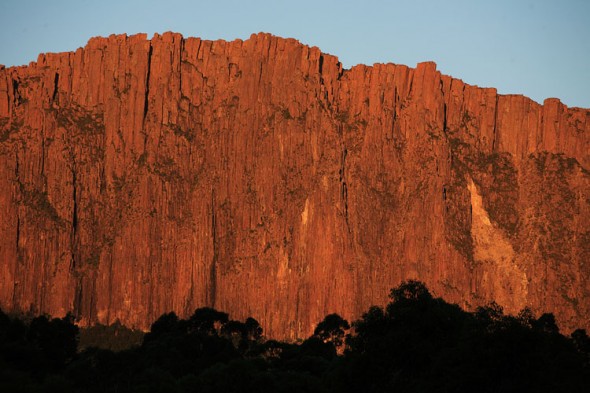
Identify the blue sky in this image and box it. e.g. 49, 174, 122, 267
1, 0, 588, 108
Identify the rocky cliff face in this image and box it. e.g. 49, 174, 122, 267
0, 32, 588, 338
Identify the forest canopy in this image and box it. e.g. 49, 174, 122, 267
1, 280, 589, 392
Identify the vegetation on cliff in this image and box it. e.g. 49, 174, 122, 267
1, 281, 589, 392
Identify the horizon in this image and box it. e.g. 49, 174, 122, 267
1, 0, 589, 109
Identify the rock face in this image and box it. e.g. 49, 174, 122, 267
0, 33, 588, 338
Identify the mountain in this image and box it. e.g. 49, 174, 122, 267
0, 32, 588, 338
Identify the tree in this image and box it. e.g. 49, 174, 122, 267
144, 311, 179, 342
221, 320, 247, 350
534, 313, 559, 335
313, 313, 350, 350
0, 308, 9, 332
188, 307, 229, 335
389, 280, 433, 304
517, 307, 535, 327
475, 302, 504, 324
245, 317, 263, 342
571, 329, 590, 364
27, 313, 78, 368
347, 306, 387, 354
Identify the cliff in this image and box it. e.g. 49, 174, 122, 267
0, 32, 588, 338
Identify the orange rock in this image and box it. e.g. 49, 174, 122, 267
0, 33, 588, 338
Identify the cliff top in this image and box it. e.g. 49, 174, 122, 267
10, 31, 584, 110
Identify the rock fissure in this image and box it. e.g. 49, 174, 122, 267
340, 148, 349, 229
210, 188, 218, 308
492, 94, 499, 152
143, 43, 152, 126
15, 209, 20, 258
52, 72, 59, 104
71, 168, 78, 248
11, 78, 20, 108
440, 78, 448, 133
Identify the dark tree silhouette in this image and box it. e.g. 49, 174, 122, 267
348, 305, 388, 354
221, 320, 247, 350
27, 313, 78, 369
534, 313, 560, 335
188, 307, 229, 335
388, 279, 433, 303
572, 328, 590, 366
245, 317, 263, 342
144, 311, 180, 342
313, 313, 350, 350
516, 306, 536, 327
0, 308, 9, 331
475, 301, 504, 322
2, 281, 590, 393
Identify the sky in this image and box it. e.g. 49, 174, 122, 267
1, 0, 588, 108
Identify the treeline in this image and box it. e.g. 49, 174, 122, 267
1, 281, 589, 392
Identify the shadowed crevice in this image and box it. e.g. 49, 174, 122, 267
143, 44, 153, 125
210, 188, 218, 308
